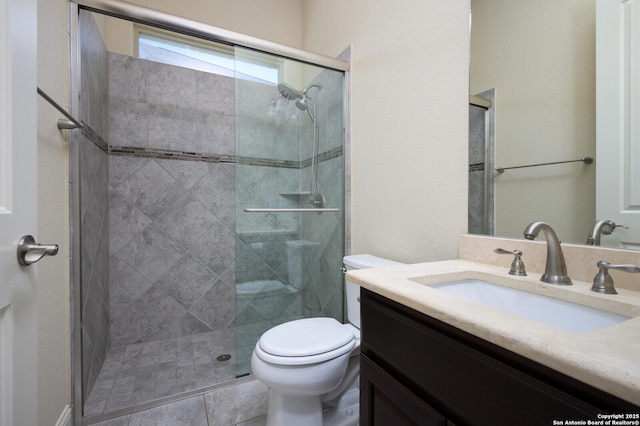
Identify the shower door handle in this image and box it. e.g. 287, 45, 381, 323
244, 208, 340, 213
17, 235, 59, 266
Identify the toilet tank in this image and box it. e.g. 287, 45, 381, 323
343, 254, 404, 329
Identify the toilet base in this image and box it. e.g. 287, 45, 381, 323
323, 388, 359, 426
264, 387, 360, 426
265, 391, 323, 426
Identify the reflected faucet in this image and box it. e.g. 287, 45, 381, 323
586, 219, 627, 246
523, 221, 572, 285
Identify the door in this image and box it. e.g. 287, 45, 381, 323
0, 0, 38, 425
233, 47, 345, 377
360, 355, 447, 426
596, 0, 640, 249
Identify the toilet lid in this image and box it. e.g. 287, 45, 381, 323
259, 317, 355, 358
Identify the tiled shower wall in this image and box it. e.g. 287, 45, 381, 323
106, 54, 342, 355
232, 71, 346, 372
468, 89, 495, 235
298, 67, 345, 322
233, 77, 303, 340
79, 11, 111, 400
108, 53, 242, 347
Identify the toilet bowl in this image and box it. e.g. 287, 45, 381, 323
251, 254, 403, 426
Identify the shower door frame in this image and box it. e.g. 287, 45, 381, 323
469, 89, 495, 236
68, 1, 350, 423
69, 0, 349, 72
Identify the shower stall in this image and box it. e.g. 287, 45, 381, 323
72, 1, 347, 421
468, 89, 495, 236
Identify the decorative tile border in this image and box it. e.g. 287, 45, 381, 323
469, 162, 485, 172
81, 125, 109, 153
300, 146, 345, 168
83, 124, 343, 169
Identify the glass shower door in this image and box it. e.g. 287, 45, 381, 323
233, 47, 345, 376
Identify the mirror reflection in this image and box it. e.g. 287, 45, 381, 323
469, 0, 597, 245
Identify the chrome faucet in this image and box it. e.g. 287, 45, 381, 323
523, 221, 572, 285
586, 219, 627, 246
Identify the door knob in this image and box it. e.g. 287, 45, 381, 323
17, 235, 58, 266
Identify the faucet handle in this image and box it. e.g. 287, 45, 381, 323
494, 248, 527, 276
602, 222, 629, 235
591, 260, 640, 294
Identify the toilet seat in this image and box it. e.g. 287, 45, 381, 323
256, 318, 356, 366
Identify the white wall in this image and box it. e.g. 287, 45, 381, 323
470, 0, 596, 244
35, 1, 471, 422
302, 0, 470, 263
36, 0, 71, 425
102, 0, 304, 55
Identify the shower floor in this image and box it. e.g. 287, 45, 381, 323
83, 329, 239, 417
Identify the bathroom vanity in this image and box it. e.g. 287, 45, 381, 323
347, 253, 640, 425
360, 289, 637, 425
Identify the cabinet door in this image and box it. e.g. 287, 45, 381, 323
361, 354, 447, 426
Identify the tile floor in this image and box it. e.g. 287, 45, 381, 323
85, 330, 238, 417
87, 379, 268, 426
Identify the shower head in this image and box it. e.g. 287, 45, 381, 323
277, 83, 304, 101
295, 97, 309, 112
278, 82, 322, 101
277, 82, 319, 120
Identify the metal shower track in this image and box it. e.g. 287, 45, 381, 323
71, 0, 350, 72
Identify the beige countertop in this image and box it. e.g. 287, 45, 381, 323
347, 259, 640, 406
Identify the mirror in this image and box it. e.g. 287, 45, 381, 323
469, 0, 597, 246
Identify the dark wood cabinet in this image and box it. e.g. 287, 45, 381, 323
361, 354, 447, 426
360, 288, 639, 426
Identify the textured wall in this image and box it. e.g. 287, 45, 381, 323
298, 67, 345, 321
36, 0, 72, 423
107, 52, 346, 377
108, 54, 239, 347
101, 0, 303, 57
301, 0, 471, 263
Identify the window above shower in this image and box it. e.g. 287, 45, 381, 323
136, 27, 280, 84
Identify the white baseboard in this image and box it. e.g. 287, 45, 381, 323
55, 405, 72, 426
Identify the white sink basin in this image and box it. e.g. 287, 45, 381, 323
431, 279, 631, 333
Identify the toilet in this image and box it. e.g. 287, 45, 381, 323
251, 254, 404, 426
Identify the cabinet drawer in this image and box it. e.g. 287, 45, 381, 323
361, 289, 636, 425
